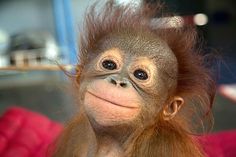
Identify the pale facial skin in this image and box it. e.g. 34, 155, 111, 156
79, 33, 184, 156
85, 48, 152, 126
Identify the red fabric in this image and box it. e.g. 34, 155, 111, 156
0, 107, 236, 157
0, 107, 62, 157
200, 130, 236, 157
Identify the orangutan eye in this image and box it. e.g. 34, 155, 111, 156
102, 59, 117, 70
134, 69, 148, 80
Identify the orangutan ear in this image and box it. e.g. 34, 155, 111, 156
163, 96, 184, 120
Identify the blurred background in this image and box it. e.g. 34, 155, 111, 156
0, 0, 235, 132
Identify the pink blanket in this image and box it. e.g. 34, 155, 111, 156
0, 107, 235, 157
0, 107, 62, 157
200, 130, 236, 157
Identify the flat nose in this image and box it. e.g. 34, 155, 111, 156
107, 76, 129, 88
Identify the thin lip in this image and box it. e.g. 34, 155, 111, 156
87, 90, 138, 109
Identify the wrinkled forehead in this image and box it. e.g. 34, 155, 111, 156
98, 31, 177, 65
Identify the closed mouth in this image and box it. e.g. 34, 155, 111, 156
87, 90, 138, 109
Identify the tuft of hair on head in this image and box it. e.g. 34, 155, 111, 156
51, 1, 217, 157
78, 0, 166, 64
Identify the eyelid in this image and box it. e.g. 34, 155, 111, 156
99, 56, 121, 70
130, 65, 151, 82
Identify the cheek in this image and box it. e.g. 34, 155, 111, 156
84, 92, 141, 126
139, 96, 167, 125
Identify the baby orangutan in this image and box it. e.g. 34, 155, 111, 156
52, 1, 216, 157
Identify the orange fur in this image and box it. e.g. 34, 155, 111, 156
52, 1, 216, 157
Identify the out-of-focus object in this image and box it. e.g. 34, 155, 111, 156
151, 16, 184, 28
115, 0, 141, 7
200, 130, 236, 157
7, 31, 59, 66
193, 13, 208, 26
0, 64, 73, 71
0, 29, 9, 54
0, 31, 71, 72
0, 107, 62, 157
219, 84, 236, 103
0, 29, 9, 67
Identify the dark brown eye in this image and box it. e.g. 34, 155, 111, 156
134, 69, 148, 80
102, 59, 117, 70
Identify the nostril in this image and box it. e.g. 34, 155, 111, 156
110, 78, 117, 85
120, 82, 127, 88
